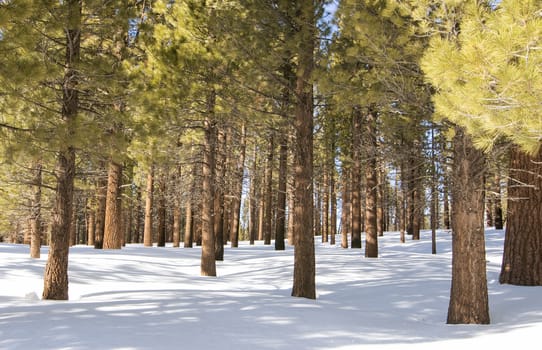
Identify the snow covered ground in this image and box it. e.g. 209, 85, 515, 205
1, 228, 541, 350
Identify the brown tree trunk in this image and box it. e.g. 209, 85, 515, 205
287, 162, 296, 246
447, 128, 489, 325
443, 177, 451, 230
364, 111, 378, 258
69, 200, 77, 247
30, 162, 42, 259
231, 124, 246, 248
330, 168, 337, 246
87, 207, 95, 246
322, 168, 329, 243
499, 146, 542, 285
156, 170, 166, 247
94, 173, 107, 249
42, 1, 80, 300
351, 107, 362, 249
398, 165, 406, 243
201, 116, 217, 276
248, 144, 259, 245
143, 166, 154, 247
263, 132, 274, 245
275, 130, 287, 250
214, 127, 226, 260
493, 171, 504, 230
291, 0, 316, 299
103, 161, 123, 249
184, 200, 193, 248
173, 202, 181, 248
341, 163, 351, 249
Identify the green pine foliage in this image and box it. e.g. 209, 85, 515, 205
421, 0, 542, 155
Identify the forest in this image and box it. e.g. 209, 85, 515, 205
0, 0, 541, 327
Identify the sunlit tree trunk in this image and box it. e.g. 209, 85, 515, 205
201, 89, 217, 276
291, 0, 316, 299
500, 146, 542, 286
447, 128, 489, 325
103, 161, 123, 249
42, 0, 80, 300
29, 162, 42, 258
364, 111, 378, 258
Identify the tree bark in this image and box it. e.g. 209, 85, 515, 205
231, 124, 246, 248
447, 128, 489, 325
263, 132, 274, 245
103, 161, 123, 249
291, 0, 316, 299
201, 116, 217, 276
143, 166, 154, 247
156, 170, 166, 247
30, 162, 42, 259
499, 146, 542, 285
94, 174, 107, 249
364, 111, 378, 258
214, 127, 226, 260
87, 207, 95, 246
341, 163, 351, 248
351, 107, 362, 249
42, 0, 80, 300
275, 132, 287, 250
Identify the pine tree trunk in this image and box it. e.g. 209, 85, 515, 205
291, 0, 316, 299
69, 200, 77, 247
287, 163, 296, 246
87, 208, 95, 246
184, 200, 193, 248
173, 201, 181, 248
42, 1, 80, 300
443, 178, 451, 230
499, 147, 542, 285
214, 128, 226, 260
263, 133, 274, 245
351, 107, 362, 249
143, 166, 154, 247
322, 168, 329, 243
157, 171, 166, 247
249, 144, 258, 245
330, 169, 337, 246
341, 164, 351, 248
364, 111, 378, 258
201, 116, 217, 276
493, 171, 504, 230
30, 162, 42, 259
103, 161, 123, 249
231, 124, 246, 248
94, 174, 107, 249
275, 132, 287, 250
447, 128, 489, 325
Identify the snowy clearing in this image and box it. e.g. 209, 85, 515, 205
1, 229, 541, 350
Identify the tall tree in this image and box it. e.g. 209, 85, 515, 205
421, 0, 542, 286
291, 0, 319, 299
42, 0, 81, 300
420, 0, 495, 323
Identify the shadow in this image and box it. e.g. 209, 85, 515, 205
1, 228, 541, 350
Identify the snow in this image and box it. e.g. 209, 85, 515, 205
1, 228, 541, 350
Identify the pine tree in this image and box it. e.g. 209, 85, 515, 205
421, 0, 542, 286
